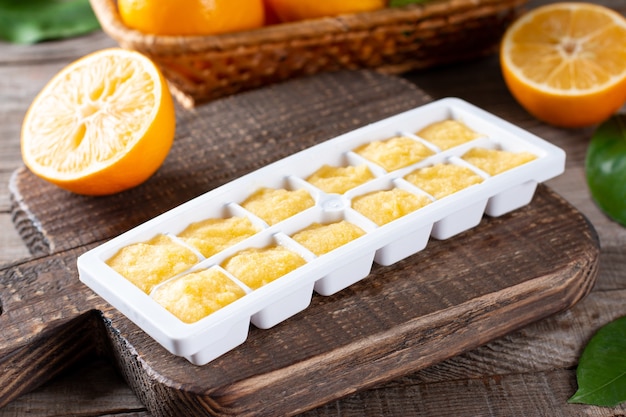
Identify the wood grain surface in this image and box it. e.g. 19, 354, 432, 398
1, 0, 626, 415
0, 66, 600, 416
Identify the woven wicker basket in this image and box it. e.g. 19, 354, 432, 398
91, 0, 526, 108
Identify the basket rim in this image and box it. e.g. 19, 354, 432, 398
90, 0, 527, 53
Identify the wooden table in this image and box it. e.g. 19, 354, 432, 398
1, 0, 625, 415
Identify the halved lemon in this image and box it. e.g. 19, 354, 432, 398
21, 48, 176, 196
500, 3, 626, 128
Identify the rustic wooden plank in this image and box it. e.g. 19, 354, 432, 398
1, 56, 602, 416
0, 215, 30, 266
0, 31, 115, 64
4, 284, 625, 417
0, 183, 600, 416
2, 0, 625, 413
0, 359, 148, 417
408, 286, 626, 383
304, 368, 626, 417
306, 281, 626, 417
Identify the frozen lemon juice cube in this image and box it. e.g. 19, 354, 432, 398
222, 245, 307, 290
177, 216, 258, 258
352, 188, 431, 226
152, 268, 246, 324
306, 164, 374, 194
354, 136, 433, 171
417, 119, 482, 150
106, 234, 198, 294
404, 163, 483, 199
462, 148, 536, 176
241, 188, 314, 226
292, 221, 365, 255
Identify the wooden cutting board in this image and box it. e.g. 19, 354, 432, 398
2, 70, 599, 417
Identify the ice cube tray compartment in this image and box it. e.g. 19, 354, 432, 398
78, 98, 566, 365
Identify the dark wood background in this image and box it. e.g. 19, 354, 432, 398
1, 0, 626, 415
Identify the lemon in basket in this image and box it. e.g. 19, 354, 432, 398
500, 2, 626, 128
265, 0, 385, 22
21, 48, 176, 196
118, 0, 265, 36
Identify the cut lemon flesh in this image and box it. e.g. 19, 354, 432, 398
500, 3, 626, 127
21, 48, 175, 195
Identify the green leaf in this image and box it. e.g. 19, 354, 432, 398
569, 315, 626, 406
585, 114, 626, 227
389, 0, 430, 7
0, 0, 100, 44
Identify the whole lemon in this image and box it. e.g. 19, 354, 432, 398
118, 0, 265, 36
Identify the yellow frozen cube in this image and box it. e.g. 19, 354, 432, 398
352, 188, 431, 226
417, 119, 483, 150
292, 221, 365, 256
404, 163, 484, 199
306, 164, 374, 194
462, 147, 536, 176
178, 216, 258, 258
152, 267, 246, 324
222, 245, 307, 290
106, 234, 199, 294
241, 187, 314, 226
354, 136, 434, 171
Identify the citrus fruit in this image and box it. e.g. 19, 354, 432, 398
264, 0, 385, 23
118, 0, 265, 36
500, 2, 626, 128
21, 48, 176, 196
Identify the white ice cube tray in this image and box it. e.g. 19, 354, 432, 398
77, 98, 566, 365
